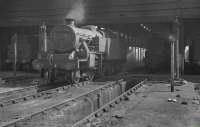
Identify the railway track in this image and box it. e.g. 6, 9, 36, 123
0, 78, 145, 127
0, 76, 42, 104
2, 75, 39, 82
0, 81, 90, 108
0, 73, 145, 107
72, 79, 146, 127
0, 80, 124, 127
0, 85, 37, 105
0, 74, 146, 127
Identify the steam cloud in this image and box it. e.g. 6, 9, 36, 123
66, 0, 86, 24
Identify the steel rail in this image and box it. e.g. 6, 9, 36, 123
0, 85, 37, 101
0, 81, 90, 107
0, 80, 123, 127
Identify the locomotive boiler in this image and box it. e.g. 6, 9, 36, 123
33, 19, 128, 83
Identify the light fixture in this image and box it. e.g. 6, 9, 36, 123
169, 35, 176, 42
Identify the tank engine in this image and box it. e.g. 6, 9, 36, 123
33, 19, 128, 83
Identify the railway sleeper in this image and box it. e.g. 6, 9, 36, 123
102, 107, 109, 113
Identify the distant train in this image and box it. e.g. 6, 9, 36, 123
33, 19, 129, 83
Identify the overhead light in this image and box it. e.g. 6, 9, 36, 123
169, 35, 176, 42
120, 33, 124, 37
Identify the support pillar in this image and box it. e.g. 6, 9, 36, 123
137, 47, 139, 62
40, 22, 47, 53
170, 41, 175, 92
11, 34, 18, 76
173, 17, 185, 79
133, 46, 137, 58
179, 21, 185, 75
138, 47, 141, 62
176, 33, 180, 79
174, 17, 180, 79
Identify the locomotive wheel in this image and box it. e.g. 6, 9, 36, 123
43, 70, 50, 83
40, 68, 45, 78
49, 69, 55, 83
87, 71, 95, 81
71, 70, 80, 83
43, 68, 55, 84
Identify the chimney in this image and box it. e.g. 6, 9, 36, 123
65, 18, 75, 26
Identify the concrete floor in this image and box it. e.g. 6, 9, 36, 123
0, 71, 39, 93
0, 71, 39, 79
94, 82, 200, 127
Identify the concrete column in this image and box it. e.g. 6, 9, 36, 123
135, 47, 137, 61
176, 37, 180, 78
137, 47, 139, 62
180, 21, 185, 75
40, 22, 47, 53
170, 41, 175, 92
173, 17, 184, 79
141, 48, 143, 61
140, 48, 142, 62
11, 34, 18, 76
133, 47, 136, 59
138, 48, 141, 62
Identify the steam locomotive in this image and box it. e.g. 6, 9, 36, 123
33, 19, 128, 83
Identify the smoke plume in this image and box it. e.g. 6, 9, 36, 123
66, 0, 86, 24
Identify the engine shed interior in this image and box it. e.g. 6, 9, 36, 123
0, 0, 200, 76
0, 1, 200, 127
